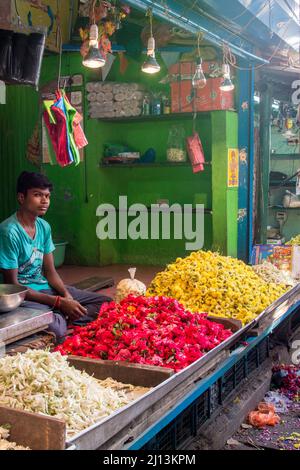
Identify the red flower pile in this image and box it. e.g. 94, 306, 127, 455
272, 365, 300, 401
55, 295, 232, 371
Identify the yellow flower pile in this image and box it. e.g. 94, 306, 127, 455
286, 235, 300, 246
147, 251, 288, 325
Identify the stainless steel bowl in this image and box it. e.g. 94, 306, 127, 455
0, 285, 28, 313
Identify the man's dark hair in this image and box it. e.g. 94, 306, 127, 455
17, 171, 53, 195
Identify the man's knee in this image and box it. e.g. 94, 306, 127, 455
48, 313, 68, 340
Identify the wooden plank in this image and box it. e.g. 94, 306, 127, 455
68, 356, 174, 388
207, 315, 242, 333
2, 326, 49, 346
0, 406, 66, 450
72, 276, 114, 292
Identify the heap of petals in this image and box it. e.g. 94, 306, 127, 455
56, 295, 232, 372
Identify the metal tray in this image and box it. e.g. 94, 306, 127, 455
67, 285, 300, 450
0, 307, 54, 345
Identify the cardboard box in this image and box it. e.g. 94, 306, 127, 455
170, 76, 235, 113
169, 61, 223, 80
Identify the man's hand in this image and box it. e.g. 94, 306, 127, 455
63, 292, 74, 300
59, 298, 87, 322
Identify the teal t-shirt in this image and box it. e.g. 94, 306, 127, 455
0, 213, 55, 291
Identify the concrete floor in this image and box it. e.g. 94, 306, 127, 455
57, 264, 163, 300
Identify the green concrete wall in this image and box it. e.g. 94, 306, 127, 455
0, 86, 39, 222
0, 52, 239, 266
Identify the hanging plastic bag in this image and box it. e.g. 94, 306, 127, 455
11, 32, 27, 82
22, 33, 45, 86
167, 125, 187, 162
0, 29, 13, 81
115, 268, 146, 303
186, 132, 206, 173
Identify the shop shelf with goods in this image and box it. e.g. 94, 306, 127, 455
268, 133, 300, 243
97, 109, 238, 266
0, 51, 238, 268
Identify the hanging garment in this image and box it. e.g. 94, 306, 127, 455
43, 96, 72, 167
42, 117, 57, 166
61, 92, 81, 165
51, 94, 74, 165
63, 92, 88, 150
73, 111, 88, 150
43, 90, 88, 167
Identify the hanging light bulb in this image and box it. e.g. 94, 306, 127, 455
220, 63, 234, 92
192, 57, 207, 89
141, 9, 160, 74
142, 37, 160, 74
83, 24, 106, 69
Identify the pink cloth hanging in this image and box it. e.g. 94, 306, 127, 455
186, 132, 206, 173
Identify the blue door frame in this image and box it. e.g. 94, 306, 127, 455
237, 64, 255, 262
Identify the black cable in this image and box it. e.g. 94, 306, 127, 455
14, 0, 20, 19
274, 169, 300, 188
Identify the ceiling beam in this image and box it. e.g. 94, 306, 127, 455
126, 0, 269, 64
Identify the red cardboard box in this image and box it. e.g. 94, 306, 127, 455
169, 62, 235, 113
169, 61, 223, 80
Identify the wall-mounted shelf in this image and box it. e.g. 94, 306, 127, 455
100, 161, 211, 168
96, 112, 216, 124
269, 205, 300, 210
269, 180, 297, 188
113, 207, 213, 215
271, 154, 300, 160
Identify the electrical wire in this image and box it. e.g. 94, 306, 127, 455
146, 7, 154, 37
229, 0, 263, 22
222, 17, 293, 71
57, 10, 63, 90
283, 0, 300, 21
197, 31, 204, 58
232, 0, 274, 34
151, 0, 294, 73
14, 0, 21, 23
154, 0, 279, 69
91, 0, 96, 25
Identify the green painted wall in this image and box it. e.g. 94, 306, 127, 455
0, 52, 239, 266
211, 111, 238, 257
0, 86, 39, 222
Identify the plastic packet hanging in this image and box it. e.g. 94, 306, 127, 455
11, 33, 27, 82
186, 132, 206, 173
0, 29, 13, 81
22, 33, 45, 86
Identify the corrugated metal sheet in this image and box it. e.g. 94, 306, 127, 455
0, 85, 39, 222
